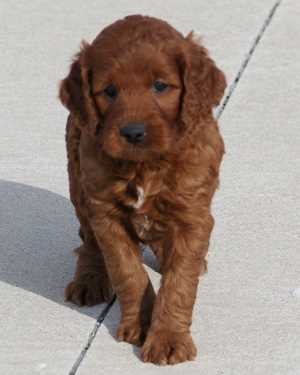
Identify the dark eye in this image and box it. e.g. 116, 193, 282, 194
153, 80, 169, 93
104, 84, 118, 99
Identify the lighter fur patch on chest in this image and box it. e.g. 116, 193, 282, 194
131, 185, 145, 210
128, 184, 154, 240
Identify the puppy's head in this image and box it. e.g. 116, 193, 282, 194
59, 15, 226, 161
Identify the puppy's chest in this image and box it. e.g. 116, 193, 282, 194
121, 182, 167, 242
130, 211, 155, 242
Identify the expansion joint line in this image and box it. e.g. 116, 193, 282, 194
68, 295, 116, 375
216, 0, 282, 120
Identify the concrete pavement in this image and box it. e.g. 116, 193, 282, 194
0, 1, 299, 374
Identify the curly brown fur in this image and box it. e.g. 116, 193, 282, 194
59, 15, 226, 365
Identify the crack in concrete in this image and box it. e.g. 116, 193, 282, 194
215, 0, 282, 120
67, 2, 282, 373
68, 295, 116, 375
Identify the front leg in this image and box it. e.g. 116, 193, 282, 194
141, 213, 213, 364
90, 205, 155, 346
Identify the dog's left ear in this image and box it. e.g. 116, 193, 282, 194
180, 33, 226, 128
59, 41, 98, 132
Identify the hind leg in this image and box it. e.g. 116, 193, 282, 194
65, 224, 113, 306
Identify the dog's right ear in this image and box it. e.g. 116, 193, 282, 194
59, 42, 98, 130
179, 33, 226, 132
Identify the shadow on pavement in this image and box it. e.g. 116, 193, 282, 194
0, 179, 102, 318
0, 179, 158, 329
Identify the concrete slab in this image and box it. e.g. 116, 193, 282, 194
0, 181, 105, 374
0, 282, 97, 375
76, 1, 300, 374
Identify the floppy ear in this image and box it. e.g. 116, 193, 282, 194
59, 42, 98, 131
180, 33, 226, 129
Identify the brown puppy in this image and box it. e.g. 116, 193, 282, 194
59, 15, 226, 365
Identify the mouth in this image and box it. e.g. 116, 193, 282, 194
121, 144, 150, 161
101, 120, 172, 162
118, 137, 167, 162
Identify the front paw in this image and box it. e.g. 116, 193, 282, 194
116, 318, 148, 347
65, 273, 113, 306
141, 329, 197, 365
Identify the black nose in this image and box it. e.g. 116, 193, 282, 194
119, 123, 146, 144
